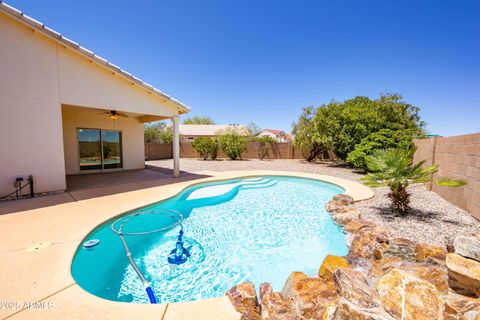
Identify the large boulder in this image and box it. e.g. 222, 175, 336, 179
415, 242, 447, 262
376, 268, 443, 320
227, 282, 261, 320
333, 299, 395, 320
282, 272, 338, 318
446, 253, 480, 297
260, 292, 298, 320
333, 267, 380, 308
370, 258, 448, 294
444, 291, 480, 320
348, 231, 379, 260
333, 194, 355, 205
332, 207, 361, 225
454, 234, 480, 262
381, 238, 417, 262
318, 255, 351, 281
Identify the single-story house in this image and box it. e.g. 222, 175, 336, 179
257, 129, 293, 143
0, 2, 190, 198
179, 124, 246, 142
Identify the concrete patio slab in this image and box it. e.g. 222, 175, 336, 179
7, 285, 167, 320
163, 297, 240, 320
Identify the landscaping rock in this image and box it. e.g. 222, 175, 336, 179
370, 259, 448, 294
325, 200, 348, 214
227, 282, 261, 320
415, 242, 447, 262
333, 299, 395, 320
382, 238, 417, 262
446, 253, 480, 297
260, 283, 273, 301
348, 231, 379, 260
444, 291, 480, 320
346, 256, 374, 278
333, 207, 361, 225
318, 255, 350, 281
376, 268, 443, 320
454, 234, 480, 262
446, 235, 456, 253
360, 226, 389, 243
333, 267, 380, 308
343, 219, 376, 233
425, 256, 447, 267
282, 273, 338, 318
260, 292, 298, 320
333, 194, 355, 205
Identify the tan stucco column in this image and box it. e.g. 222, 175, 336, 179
172, 115, 180, 177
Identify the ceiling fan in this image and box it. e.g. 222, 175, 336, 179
99, 110, 128, 121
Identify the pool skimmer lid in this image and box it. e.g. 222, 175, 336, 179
83, 239, 100, 249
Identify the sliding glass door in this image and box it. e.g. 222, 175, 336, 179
78, 129, 122, 171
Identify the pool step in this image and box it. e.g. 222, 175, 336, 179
240, 180, 278, 190
186, 178, 276, 200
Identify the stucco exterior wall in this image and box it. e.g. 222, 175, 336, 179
0, 12, 66, 196
0, 12, 182, 196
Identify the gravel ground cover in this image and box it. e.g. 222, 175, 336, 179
148, 159, 480, 246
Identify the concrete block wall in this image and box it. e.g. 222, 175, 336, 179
414, 133, 480, 219
145, 142, 320, 160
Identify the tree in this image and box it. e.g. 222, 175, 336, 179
361, 148, 466, 216
191, 137, 219, 160
182, 115, 215, 125
346, 129, 420, 170
291, 106, 328, 161
246, 122, 262, 137
292, 94, 425, 162
144, 122, 173, 143
216, 126, 249, 160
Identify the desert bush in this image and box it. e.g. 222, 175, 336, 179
217, 126, 248, 160
191, 137, 218, 160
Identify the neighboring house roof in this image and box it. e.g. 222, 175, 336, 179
0, 1, 190, 114
259, 129, 294, 141
179, 125, 245, 136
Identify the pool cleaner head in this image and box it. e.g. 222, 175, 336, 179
168, 229, 191, 265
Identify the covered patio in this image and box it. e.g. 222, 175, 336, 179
0, 2, 189, 199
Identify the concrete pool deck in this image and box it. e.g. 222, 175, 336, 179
0, 170, 373, 320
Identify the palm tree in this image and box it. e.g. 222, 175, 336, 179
361, 148, 466, 216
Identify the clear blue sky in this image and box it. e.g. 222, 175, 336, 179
7, 0, 480, 136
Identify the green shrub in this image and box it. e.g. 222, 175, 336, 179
191, 137, 218, 160
252, 136, 276, 159
346, 129, 418, 170
292, 94, 425, 161
217, 126, 248, 160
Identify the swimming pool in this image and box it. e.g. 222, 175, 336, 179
71, 176, 347, 304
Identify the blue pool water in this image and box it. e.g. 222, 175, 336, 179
71, 176, 347, 304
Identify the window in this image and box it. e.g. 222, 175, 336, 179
78, 129, 122, 171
